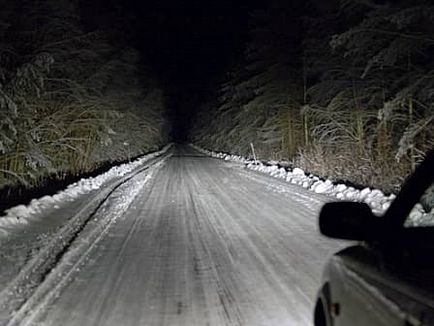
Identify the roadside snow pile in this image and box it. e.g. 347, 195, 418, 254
405, 204, 434, 227
191, 145, 396, 215
0, 144, 172, 229
248, 163, 396, 214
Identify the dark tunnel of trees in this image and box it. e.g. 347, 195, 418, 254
0, 0, 433, 195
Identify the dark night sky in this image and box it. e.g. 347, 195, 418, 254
86, 0, 265, 140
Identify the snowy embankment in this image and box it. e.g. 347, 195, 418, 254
191, 145, 428, 224
0, 145, 170, 323
0, 144, 172, 233
191, 144, 394, 214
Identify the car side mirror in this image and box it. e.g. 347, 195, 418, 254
319, 202, 379, 241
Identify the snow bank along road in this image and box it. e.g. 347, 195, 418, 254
0, 145, 346, 326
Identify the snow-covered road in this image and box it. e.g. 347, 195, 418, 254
2, 145, 347, 326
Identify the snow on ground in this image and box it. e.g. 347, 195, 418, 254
0, 144, 172, 234
191, 145, 431, 224
10, 145, 343, 326
0, 147, 170, 324
3, 168, 161, 326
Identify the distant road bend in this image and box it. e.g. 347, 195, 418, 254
4, 145, 345, 326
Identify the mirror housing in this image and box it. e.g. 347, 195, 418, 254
319, 202, 379, 241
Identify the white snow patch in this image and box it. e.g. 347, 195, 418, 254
292, 168, 305, 176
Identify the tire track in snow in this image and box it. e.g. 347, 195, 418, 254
26, 145, 346, 326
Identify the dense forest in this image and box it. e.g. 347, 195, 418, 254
0, 0, 168, 190
191, 0, 434, 192
1, 0, 433, 194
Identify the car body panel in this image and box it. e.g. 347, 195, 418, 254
317, 150, 434, 326
322, 245, 434, 325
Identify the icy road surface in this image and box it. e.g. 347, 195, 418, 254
5, 146, 346, 326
